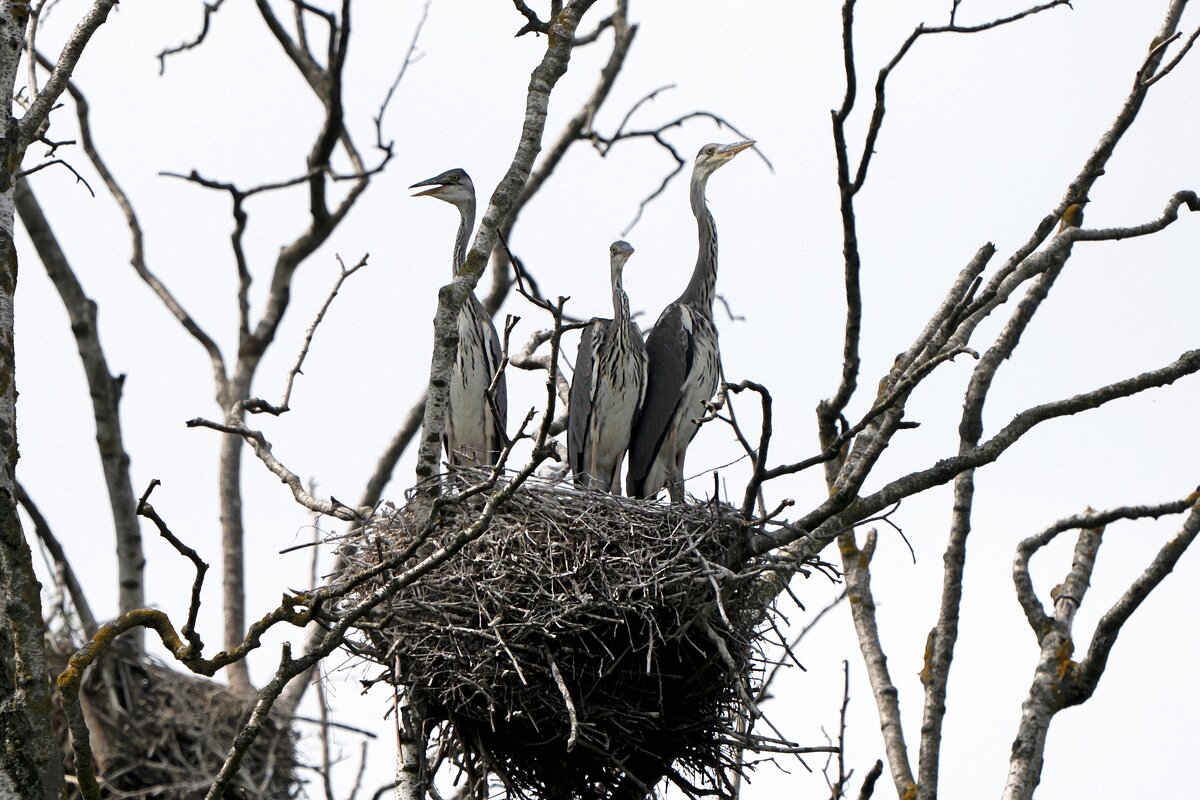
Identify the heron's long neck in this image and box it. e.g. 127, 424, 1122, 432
680, 173, 717, 317
452, 198, 476, 277
611, 266, 631, 329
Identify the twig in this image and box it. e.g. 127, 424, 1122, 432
546, 651, 579, 751
314, 664, 336, 800
758, 590, 847, 703
727, 380, 773, 518
347, 740, 371, 800
830, 660, 852, 799
372, 0, 430, 153
858, 760, 884, 800
292, 715, 380, 739
511, 0, 549, 37
157, 0, 229, 73
136, 479, 208, 657
245, 253, 369, 415
1140, 27, 1200, 87
185, 418, 363, 521
16, 480, 97, 635
16, 157, 94, 195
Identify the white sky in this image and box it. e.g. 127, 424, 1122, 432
15, 1, 1199, 797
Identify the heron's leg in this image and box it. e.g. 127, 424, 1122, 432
610, 455, 626, 497
665, 456, 685, 504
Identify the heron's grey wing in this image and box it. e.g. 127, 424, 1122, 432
630, 323, 649, 411
477, 295, 507, 457
627, 303, 691, 492
567, 320, 600, 481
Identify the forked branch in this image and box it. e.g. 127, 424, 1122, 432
1003, 492, 1200, 799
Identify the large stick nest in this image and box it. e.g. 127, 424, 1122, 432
341, 473, 818, 799
47, 637, 300, 799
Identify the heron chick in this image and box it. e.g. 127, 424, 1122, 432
568, 240, 648, 493
411, 168, 508, 467
627, 141, 755, 502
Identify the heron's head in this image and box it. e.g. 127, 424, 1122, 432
410, 168, 475, 207
609, 240, 635, 277
693, 140, 755, 181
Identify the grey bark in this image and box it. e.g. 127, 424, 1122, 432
0, 0, 118, 794
1004, 499, 1200, 799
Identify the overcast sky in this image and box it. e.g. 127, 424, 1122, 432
15, 1, 1200, 797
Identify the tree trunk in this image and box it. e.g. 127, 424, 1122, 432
219, 382, 253, 694
0, 6, 63, 796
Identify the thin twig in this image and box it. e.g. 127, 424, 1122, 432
245, 253, 369, 415
546, 651, 579, 751
157, 0, 229, 73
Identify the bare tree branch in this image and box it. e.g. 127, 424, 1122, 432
16, 480, 97, 636
185, 417, 363, 522
244, 253, 369, 416
135, 479, 208, 658
838, 529, 915, 796
20, 0, 120, 149
1002, 491, 1200, 799
157, 0, 229, 74
1011, 498, 1196, 635
16, 175, 145, 623
751, 346, 1200, 560
1074, 498, 1200, 699
916, 199, 1081, 796
1141, 26, 1200, 86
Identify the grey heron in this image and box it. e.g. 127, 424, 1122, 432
626, 141, 754, 501
411, 168, 508, 467
567, 240, 648, 493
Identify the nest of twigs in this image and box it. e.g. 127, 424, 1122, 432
48, 637, 299, 799
342, 472, 809, 799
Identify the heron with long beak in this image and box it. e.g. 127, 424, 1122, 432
410, 168, 507, 467
626, 141, 754, 501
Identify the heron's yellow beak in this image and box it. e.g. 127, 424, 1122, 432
719, 140, 755, 158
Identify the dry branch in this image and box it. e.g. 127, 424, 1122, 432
185, 417, 364, 522
1003, 492, 1200, 799
245, 253, 370, 416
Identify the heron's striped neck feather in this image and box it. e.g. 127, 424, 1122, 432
611, 270, 635, 347
680, 173, 717, 317
451, 199, 477, 277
